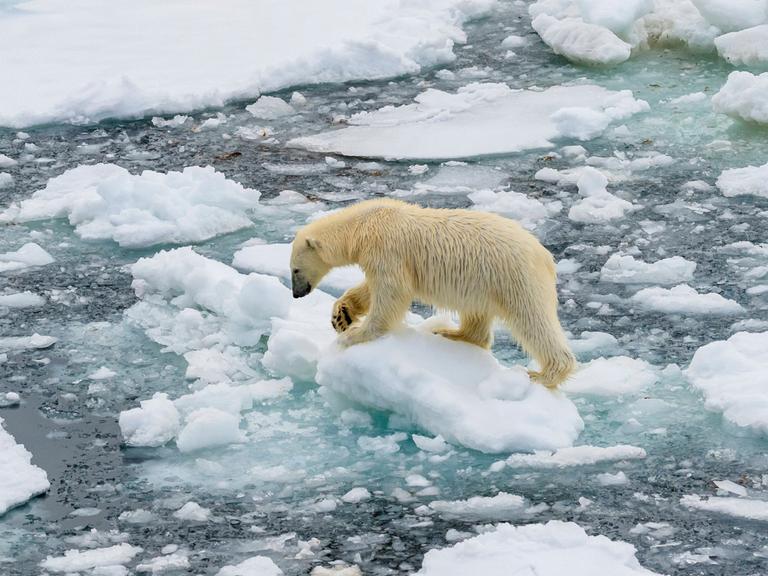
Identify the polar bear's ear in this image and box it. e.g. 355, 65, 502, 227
306, 237, 321, 251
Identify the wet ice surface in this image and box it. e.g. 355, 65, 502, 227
1, 2, 768, 575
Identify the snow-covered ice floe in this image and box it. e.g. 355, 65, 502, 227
715, 25, 768, 67
123, 248, 583, 454
681, 494, 768, 521
502, 444, 646, 469
565, 356, 658, 395
415, 521, 663, 575
716, 161, 768, 198
288, 83, 648, 160
0, 242, 54, 273
685, 331, 768, 433
3, 164, 262, 248
630, 284, 744, 315
600, 254, 696, 285
429, 492, 531, 520
0, 0, 495, 127
0, 416, 50, 516
317, 324, 584, 453
712, 71, 768, 124
40, 543, 143, 573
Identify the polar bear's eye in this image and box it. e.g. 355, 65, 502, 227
292, 268, 299, 274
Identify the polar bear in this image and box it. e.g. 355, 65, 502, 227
290, 198, 576, 388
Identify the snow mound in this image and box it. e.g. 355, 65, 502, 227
0, 416, 50, 516
316, 325, 584, 454
685, 331, 768, 433
232, 243, 363, 294
712, 71, 768, 124
600, 254, 697, 285
415, 520, 663, 576
0, 242, 55, 273
4, 164, 262, 248
681, 494, 768, 521
716, 161, 768, 198
0, 0, 495, 127
504, 444, 646, 468
288, 83, 648, 160
631, 284, 744, 315
715, 25, 768, 67
565, 357, 658, 395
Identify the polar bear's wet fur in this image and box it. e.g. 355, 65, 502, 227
290, 198, 576, 388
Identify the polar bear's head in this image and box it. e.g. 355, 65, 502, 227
290, 233, 330, 298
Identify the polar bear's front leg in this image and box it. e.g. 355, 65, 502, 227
337, 285, 411, 347
332, 282, 371, 333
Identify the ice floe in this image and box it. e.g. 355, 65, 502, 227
567, 167, 638, 224
468, 189, 561, 229
715, 25, 768, 67
0, 291, 46, 308
600, 254, 697, 285
630, 284, 744, 315
428, 492, 530, 520
216, 556, 283, 576
289, 83, 648, 160
4, 164, 262, 248
0, 242, 55, 273
415, 521, 663, 575
685, 331, 768, 433
40, 543, 142, 573
565, 357, 658, 395
0, 0, 494, 127
503, 444, 646, 469
712, 71, 768, 124
681, 494, 768, 521
717, 161, 768, 198
0, 416, 50, 516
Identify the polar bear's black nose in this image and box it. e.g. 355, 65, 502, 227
291, 272, 312, 298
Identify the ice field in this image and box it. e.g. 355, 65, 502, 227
1, 0, 768, 574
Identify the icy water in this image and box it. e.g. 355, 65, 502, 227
1, 1, 768, 575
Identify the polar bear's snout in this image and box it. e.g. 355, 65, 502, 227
292, 269, 312, 298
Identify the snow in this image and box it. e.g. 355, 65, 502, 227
317, 323, 583, 454
504, 444, 646, 469
685, 331, 768, 433
415, 521, 663, 576
712, 71, 768, 124
716, 161, 768, 198
565, 356, 658, 395
3, 164, 262, 248
630, 284, 744, 315
0, 242, 55, 273
0, 416, 50, 516
216, 556, 283, 576
429, 492, 528, 520
232, 243, 364, 294
0, 291, 46, 308
681, 494, 768, 521
0, 0, 495, 127
600, 254, 697, 284
715, 25, 768, 67
289, 83, 648, 160
173, 501, 211, 522
40, 544, 142, 573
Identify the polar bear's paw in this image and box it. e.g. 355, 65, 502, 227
332, 300, 354, 333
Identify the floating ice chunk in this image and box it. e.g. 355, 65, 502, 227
631, 284, 744, 315
565, 357, 658, 395
136, 553, 190, 573
685, 331, 768, 433
429, 492, 528, 520
89, 366, 117, 380
118, 509, 155, 524
0, 173, 12, 189
716, 161, 768, 198
715, 25, 768, 66
597, 470, 629, 486
173, 501, 211, 522
119, 393, 181, 448
174, 380, 292, 416
216, 556, 283, 576
4, 164, 261, 248
600, 254, 696, 284
568, 331, 620, 356
0, 333, 57, 352
712, 71, 768, 124
668, 92, 708, 105
0, 0, 494, 128
341, 487, 372, 504
531, 14, 632, 66
357, 433, 407, 454
504, 444, 646, 468
176, 408, 244, 453
0, 153, 17, 168
412, 434, 449, 453
578, 0, 653, 34
246, 96, 294, 119
643, 0, 721, 50
415, 520, 663, 576
289, 83, 648, 160
232, 243, 364, 294
690, 0, 768, 33
681, 494, 768, 521
0, 416, 50, 516
568, 168, 637, 224
0, 242, 55, 273
468, 189, 559, 229
317, 325, 583, 453
0, 291, 45, 308
40, 544, 142, 573
713, 479, 748, 496
151, 115, 189, 128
